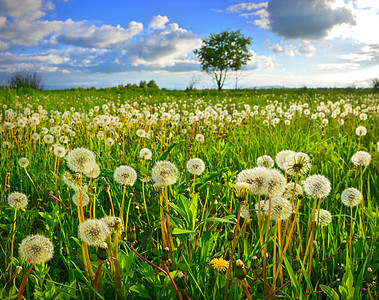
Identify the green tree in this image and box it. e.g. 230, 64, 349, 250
147, 80, 159, 89
372, 78, 379, 92
9, 70, 42, 89
194, 29, 253, 90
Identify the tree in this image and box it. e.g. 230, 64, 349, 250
372, 78, 379, 92
194, 29, 253, 90
9, 70, 42, 89
147, 80, 159, 89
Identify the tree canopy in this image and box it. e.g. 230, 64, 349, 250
194, 29, 253, 90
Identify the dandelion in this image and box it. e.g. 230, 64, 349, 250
255, 200, 268, 215
186, 158, 205, 175
355, 126, 367, 136
43, 134, 54, 144
266, 197, 293, 222
210, 258, 229, 272
101, 216, 124, 233
53, 145, 66, 157
2, 141, 11, 149
315, 209, 332, 226
151, 161, 179, 186
8, 192, 28, 209
303, 174, 331, 198
79, 219, 110, 246
275, 150, 295, 171
234, 182, 250, 202
341, 188, 362, 207
284, 152, 311, 176
72, 189, 90, 207
351, 151, 371, 167
85, 164, 100, 178
114, 165, 137, 186
19, 234, 54, 264
62, 171, 83, 190
283, 182, 303, 199
264, 169, 286, 197
139, 148, 152, 160
66, 147, 97, 174
257, 155, 274, 168
236, 167, 269, 195
195, 134, 205, 142
18, 157, 29, 168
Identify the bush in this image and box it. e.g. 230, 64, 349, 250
10, 70, 42, 89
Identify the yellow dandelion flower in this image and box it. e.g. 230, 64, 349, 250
210, 258, 229, 272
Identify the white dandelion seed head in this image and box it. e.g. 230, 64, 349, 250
283, 182, 303, 199
283, 152, 311, 176
186, 158, 206, 175
85, 164, 100, 179
8, 192, 28, 209
72, 188, 90, 207
275, 150, 295, 171
254, 200, 268, 216
257, 155, 274, 168
341, 187, 362, 207
100, 216, 124, 233
240, 205, 250, 219
18, 157, 29, 168
62, 171, 84, 191
264, 169, 287, 197
303, 175, 331, 198
65, 148, 97, 174
266, 197, 293, 222
355, 126, 367, 136
351, 151, 371, 167
139, 148, 152, 160
79, 219, 110, 246
195, 134, 204, 143
140, 173, 151, 183
151, 161, 179, 186
43, 134, 54, 144
237, 167, 270, 195
114, 165, 137, 186
19, 234, 54, 264
53, 145, 66, 158
315, 209, 332, 226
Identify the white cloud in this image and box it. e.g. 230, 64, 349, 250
317, 62, 360, 70
227, 2, 267, 13
297, 40, 316, 56
148, 15, 169, 29
270, 43, 295, 56
247, 50, 275, 70
0, 0, 53, 21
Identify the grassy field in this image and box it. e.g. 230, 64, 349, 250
0, 88, 378, 299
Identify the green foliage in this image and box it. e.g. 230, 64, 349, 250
372, 78, 379, 92
194, 29, 253, 89
9, 70, 42, 90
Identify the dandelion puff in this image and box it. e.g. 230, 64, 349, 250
355, 126, 367, 136
62, 171, 84, 191
284, 152, 311, 176
19, 234, 54, 264
72, 189, 90, 207
79, 219, 110, 246
18, 157, 29, 168
275, 150, 295, 171
8, 192, 28, 209
341, 188, 362, 207
266, 197, 293, 221
264, 169, 286, 197
186, 158, 205, 175
237, 167, 270, 195
257, 155, 274, 168
53, 145, 66, 158
139, 148, 152, 160
101, 216, 124, 233
315, 209, 332, 226
43, 134, 54, 144
283, 182, 303, 199
351, 151, 371, 167
151, 161, 179, 186
85, 164, 100, 179
255, 200, 268, 216
65, 147, 97, 174
195, 134, 204, 142
140, 173, 151, 183
114, 165, 137, 186
303, 174, 331, 198
240, 205, 250, 219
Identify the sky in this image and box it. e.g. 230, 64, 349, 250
0, 0, 378, 89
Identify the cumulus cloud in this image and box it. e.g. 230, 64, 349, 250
227, 2, 268, 13
57, 20, 143, 48
267, 0, 355, 39
246, 50, 275, 70
125, 23, 202, 67
148, 15, 169, 29
297, 40, 316, 56
270, 43, 295, 56
0, 0, 53, 21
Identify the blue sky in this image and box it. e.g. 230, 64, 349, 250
0, 0, 378, 89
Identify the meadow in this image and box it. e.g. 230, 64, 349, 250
0, 88, 378, 299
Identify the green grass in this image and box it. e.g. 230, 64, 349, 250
0, 88, 378, 299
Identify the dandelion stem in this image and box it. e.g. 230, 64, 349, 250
24, 168, 41, 199
8, 208, 18, 281
242, 280, 253, 300
164, 263, 182, 300
16, 263, 34, 300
